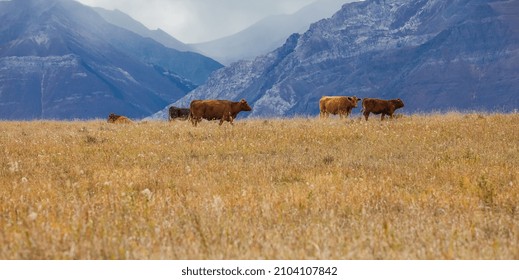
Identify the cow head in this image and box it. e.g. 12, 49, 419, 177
239, 99, 252, 111
393, 98, 405, 109
349, 96, 361, 107
107, 113, 118, 123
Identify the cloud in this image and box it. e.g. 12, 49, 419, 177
76, 0, 316, 43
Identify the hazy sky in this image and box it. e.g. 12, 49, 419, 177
76, 0, 318, 43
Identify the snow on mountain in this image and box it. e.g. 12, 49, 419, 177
0, 0, 222, 120
190, 0, 353, 65
158, 0, 518, 119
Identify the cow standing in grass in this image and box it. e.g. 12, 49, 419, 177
190, 99, 252, 126
169, 106, 190, 121
362, 98, 404, 121
107, 113, 133, 124
319, 96, 361, 119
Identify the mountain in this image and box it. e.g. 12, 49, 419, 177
168, 0, 519, 118
93, 7, 194, 52
0, 0, 222, 120
191, 0, 353, 65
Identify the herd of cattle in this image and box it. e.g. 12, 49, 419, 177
107, 97, 404, 125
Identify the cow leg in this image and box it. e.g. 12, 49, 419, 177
193, 117, 201, 127
363, 112, 370, 121
381, 114, 386, 121
321, 111, 328, 119
220, 113, 231, 126
189, 113, 196, 126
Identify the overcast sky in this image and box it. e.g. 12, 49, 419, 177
76, 0, 318, 43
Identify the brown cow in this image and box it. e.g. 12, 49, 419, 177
190, 99, 252, 126
362, 98, 404, 121
319, 96, 361, 119
107, 113, 133, 124
168, 106, 190, 121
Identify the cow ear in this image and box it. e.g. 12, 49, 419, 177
240, 99, 246, 103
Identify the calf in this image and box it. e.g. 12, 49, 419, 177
190, 99, 252, 126
169, 106, 190, 121
362, 98, 404, 121
107, 113, 133, 124
319, 96, 361, 119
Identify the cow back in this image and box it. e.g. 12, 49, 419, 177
363, 98, 404, 114
169, 106, 190, 120
320, 96, 358, 114
107, 113, 132, 124
190, 100, 229, 120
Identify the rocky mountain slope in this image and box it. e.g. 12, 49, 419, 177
0, 0, 222, 120
170, 0, 519, 118
191, 0, 352, 65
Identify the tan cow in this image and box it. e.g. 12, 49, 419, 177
362, 98, 404, 121
190, 99, 252, 126
107, 113, 133, 124
319, 96, 361, 119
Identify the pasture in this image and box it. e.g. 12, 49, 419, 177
0, 113, 518, 259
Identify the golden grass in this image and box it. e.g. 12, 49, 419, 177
1, 113, 518, 259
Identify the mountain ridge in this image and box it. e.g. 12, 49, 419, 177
190, 0, 352, 65
0, 0, 222, 120
164, 0, 518, 119
93, 7, 194, 52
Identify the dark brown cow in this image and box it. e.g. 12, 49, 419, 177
168, 106, 190, 121
107, 113, 133, 124
190, 99, 252, 126
319, 96, 361, 119
362, 98, 404, 121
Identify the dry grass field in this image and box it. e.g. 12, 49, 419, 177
1, 113, 518, 259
